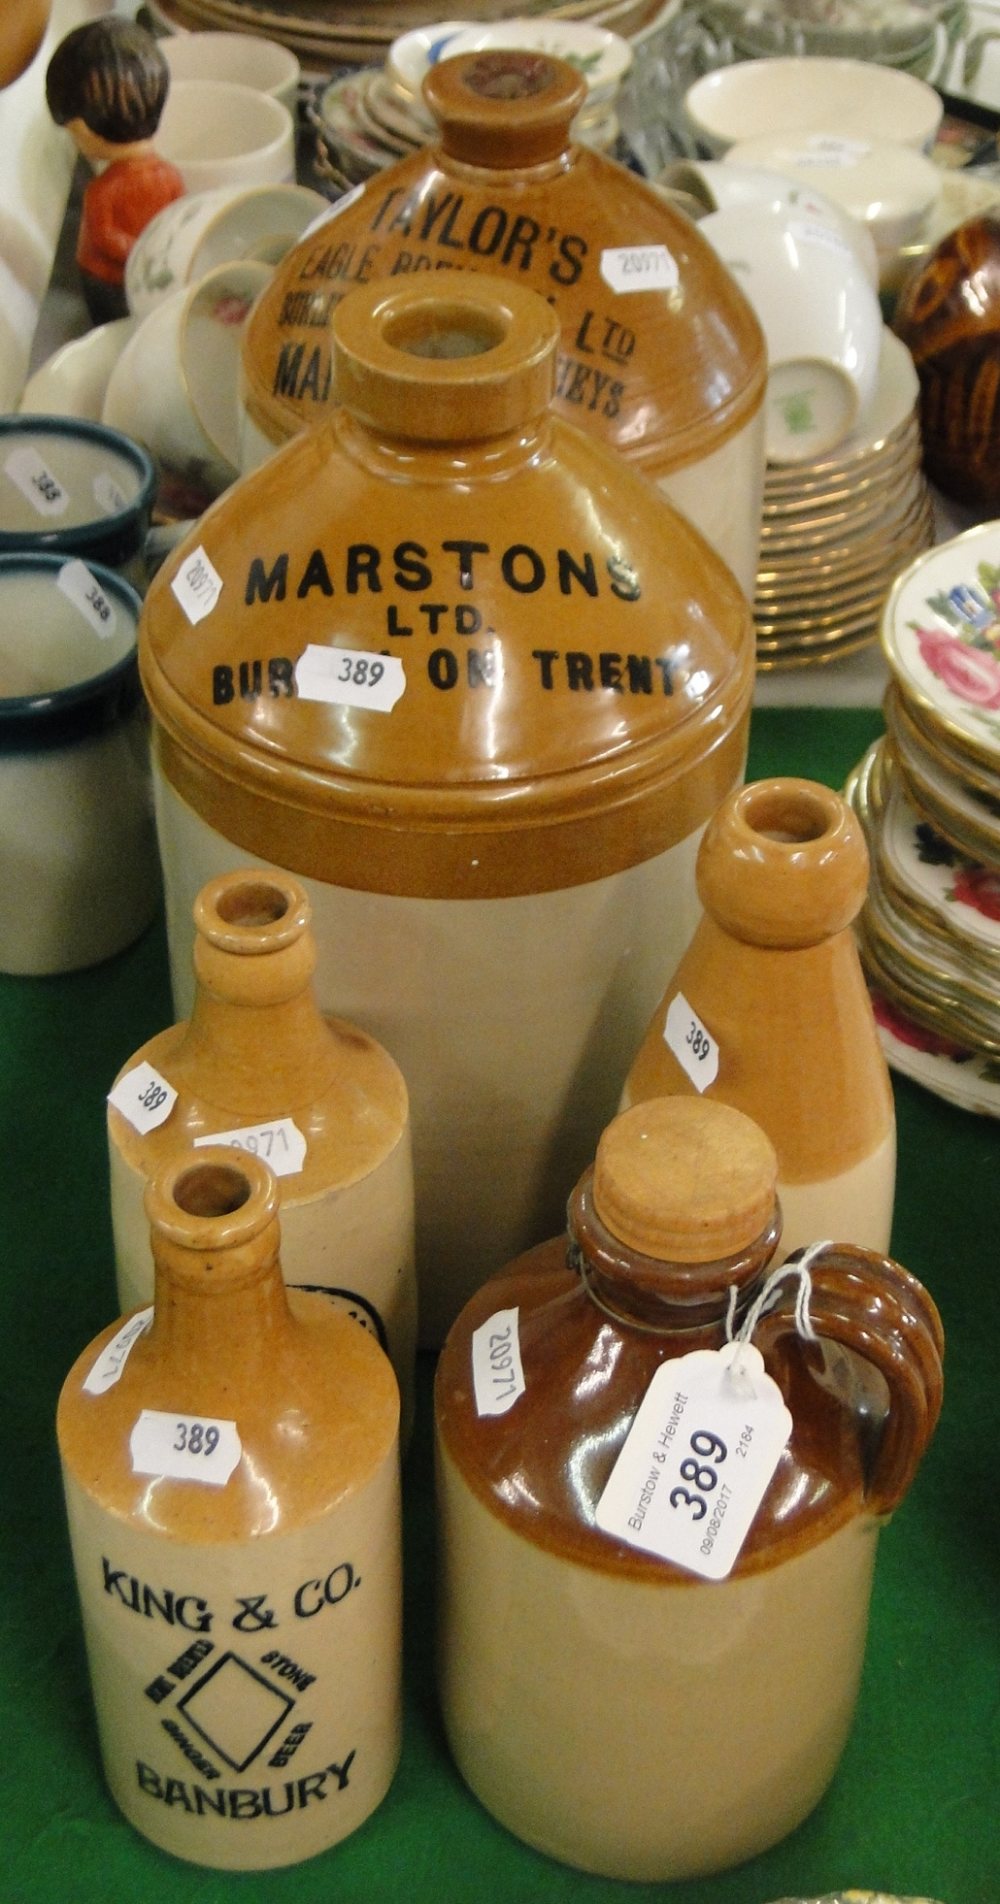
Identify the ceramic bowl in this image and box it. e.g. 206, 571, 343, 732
103, 258, 271, 518
657, 158, 880, 283
160, 30, 300, 116
125, 183, 326, 318
0, 415, 155, 586
725, 134, 943, 263
18, 319, 136, 423
893, 213, 1000, 509
0, 552, 159, 975
684, 57, 943, 156
155, 80, 296, 193
701, 205, 883, 462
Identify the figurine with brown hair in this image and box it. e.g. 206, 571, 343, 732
45, 17, 184, 322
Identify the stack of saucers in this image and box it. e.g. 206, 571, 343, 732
754, 327, 934, 670
843, 520, 1000, 1115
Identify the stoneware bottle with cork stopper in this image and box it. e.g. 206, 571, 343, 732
106, 867, 416, 1426
57, 1148, 401, 1871
141, 271, 753, 1344
435, 1097, 943, 1882
239, 50, 766, 594
622, 776, 897, 1258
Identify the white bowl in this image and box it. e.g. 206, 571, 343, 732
701, 205, 884, 462
725, 134, 943, 258
657, 158, 880, 284
19, 319, 136, 423
156, 79, 296, 193
684, 57, 943, 156
161, 30, 300, 115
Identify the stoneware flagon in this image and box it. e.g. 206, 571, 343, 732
57, 1149, 401, 1870
107, 868, 416, 1428
139, 271, 754, 1342
435, 1098, 943, 1881
892, 212, 1000, 511
622, 778, 897, 1256
238, 50, 767, 594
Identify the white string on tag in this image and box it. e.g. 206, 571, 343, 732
723, 1241, 829, 1395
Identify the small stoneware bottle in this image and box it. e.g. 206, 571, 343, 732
57, 1148, 401, 1871
622, 777, 896, 1257
435, 1097, 943, 1882
107, 868, 416, 1426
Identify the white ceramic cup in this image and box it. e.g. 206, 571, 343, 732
700, 205, 883, 464
155, 80, 296, 193
0, 553, 158, 975
684, 56, 943, 156
103, 258, 272, 517
724, 135, 943, 264
656, 158, 880, 285
125, 183, 326, 318
161, 30, 300, 115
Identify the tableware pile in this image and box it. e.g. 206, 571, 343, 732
698, 0, 962, 81
844, 521, 1000, 1114
754, 328, 934, 669
145, 0, 672, 74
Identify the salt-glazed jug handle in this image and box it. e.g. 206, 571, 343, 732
754, 1245, 944, 1519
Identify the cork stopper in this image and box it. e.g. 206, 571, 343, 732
423, 51, 586, 169
592, 1098, 778, 1263
332, 274, 558, 442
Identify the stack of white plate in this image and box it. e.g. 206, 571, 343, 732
754, 328, 934, 670
844, 519, 1000, 1116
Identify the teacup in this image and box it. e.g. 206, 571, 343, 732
160, 31, 300, 116
0, 415, 155, 588
0, 553, 159, 975
155, 80, 296, 193
701, 205, 883, 463
125, 183, 326, 318
103, 258, 272, 518
656, 158, 880, 285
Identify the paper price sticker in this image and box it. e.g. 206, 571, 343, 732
4, 444, 69, 516
600, 245, 679, 295
472, 1306, 525, 1417
194, 1116, 306, 1177
295, 645, 406, 713
83, 1308, 154, 1395
107, 1061, 178, 1135
93, 470, 128, 516
57, 559, 117, 638
664, 992, 719, 1091
595, 1343, 792, 1580
170, 544, 223, 625
787, 135, 871, 167
787, 218, 852, 258
130, 1409, 242, 1487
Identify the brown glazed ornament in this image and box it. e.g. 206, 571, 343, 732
57, 1149, 401, 1870
622, 778, 896, 1257
239, 51, 766, 594
142, 272, 753, 1342
893, 214, 1000, 510
435, 1098, 943, 1881
107, 868, 416, 1429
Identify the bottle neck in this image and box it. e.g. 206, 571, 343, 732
148, 1219, 293, 1381
177, 976, 338, 1114
567, 1170, 782, 1344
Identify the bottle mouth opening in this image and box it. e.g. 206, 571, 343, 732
382, 302, 508, 361
172, 1161, 252, 1219
741, 782, 833, 846
462, 51, 560, 100
214, 878, 291, 929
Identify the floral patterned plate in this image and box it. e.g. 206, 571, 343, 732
870, 982, 1000, 1116
877, 757, 1000, 962
881, 518, 1000, 767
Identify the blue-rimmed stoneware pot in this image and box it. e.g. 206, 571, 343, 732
0, 415, 156, 590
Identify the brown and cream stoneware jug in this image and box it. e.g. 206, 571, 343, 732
106, 867, 416, 1425
622, 777, 897, 1257
435, 1098, 943, 1881
141, 273, 753, 1342
57, 1149, 402, 1871
238, 50, 767, 594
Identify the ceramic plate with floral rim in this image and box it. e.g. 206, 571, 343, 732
878, 767, 1000, 963
882, 519, 1000, 765
870, 985, 1000, 1116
